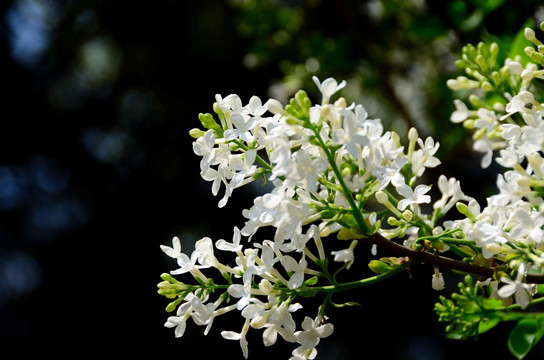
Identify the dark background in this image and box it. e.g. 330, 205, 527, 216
1, 0, 544, 358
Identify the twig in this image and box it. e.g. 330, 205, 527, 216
362, 232, 544, 284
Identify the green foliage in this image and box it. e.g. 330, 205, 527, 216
436, 275, 544, 359
508, 317, 544, 359
435, 275, 505, 340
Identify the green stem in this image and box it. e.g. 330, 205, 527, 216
307, 122, 370, 234
296, 264, 407, 295
230, 139, 273, 171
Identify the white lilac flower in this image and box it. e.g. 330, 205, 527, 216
294, 316, 334, 350
450, 99, 472, 123
509, 208, 544, 245
395, 183, 431, 211
164, 294, 195, 337
473, 137, 494, 169
216, 226, 244, 253
192, 130, 216, 168
312, 76, 346, 105
497, 264, 536, 308
499, 89, 536, 121
190, 295, 216, 335
221, 318, 251, 359
160, 236, 182, 259
280, 255, 308, 290
224, 113, 258, 142
331, 240, 358, 269
474, 108, 498, 132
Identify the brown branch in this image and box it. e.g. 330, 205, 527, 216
362, 232, 544, 284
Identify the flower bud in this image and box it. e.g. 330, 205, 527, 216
375, 191, 389, 204
490, 42, 499, 56
481, 81, 493, 92
446, 79, 461, 91
475, 54, 486, 68
266, 98, 284, 114
408, 127, 418, 142
508, 61, 523, 75
189, 128, 205, 138
525, 27, 537, 42
432, 270, 445, 291
259, 279, 273, 294
334, 97, 347, 108
368, 260, 393, 274
456, 202, 476, 222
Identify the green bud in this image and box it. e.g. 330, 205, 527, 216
295, 90, 312, 113
531, 51, 544, 65
456, 202, 477, 222
368, 260, 393, 274
475, 54, 486, 68
198, 113, 223, 136
387, 216, 401, 226
481, 81, 493, 92
213, 102, 223, 115
462, 119, 475, 130
541, 22, 544, 32
491, 71, 501, 85
161, 273, 178, 283
468, 94, 482, 107
189, 128, 205, 138
455, 60, 468, 69
166, 301, 178, 312
525, 46, 536, 58
432, 239, 446, 251
490, 42, 499, 57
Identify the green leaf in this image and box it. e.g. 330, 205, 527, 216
331, 300, 361, 308
477, 315, 501, 335
508, 319, 538, 359
304, 276, 319, 286
509, 18, 535, 65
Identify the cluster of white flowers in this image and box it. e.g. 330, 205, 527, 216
446, 28, 544, 308
159, 73, 492, 358
158, 23, 544, 359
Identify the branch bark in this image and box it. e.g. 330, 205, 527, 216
362, 232, 544, 284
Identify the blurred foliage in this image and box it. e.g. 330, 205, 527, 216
228, 0, 544, 169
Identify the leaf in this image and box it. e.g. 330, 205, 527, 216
508, 319, 538, 359
477, 315, 501, 335
330, 300, 361, 308
509, 18, 535, 65
304, 276, 319, 286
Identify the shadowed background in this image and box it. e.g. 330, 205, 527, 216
1, 0, 544, 358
